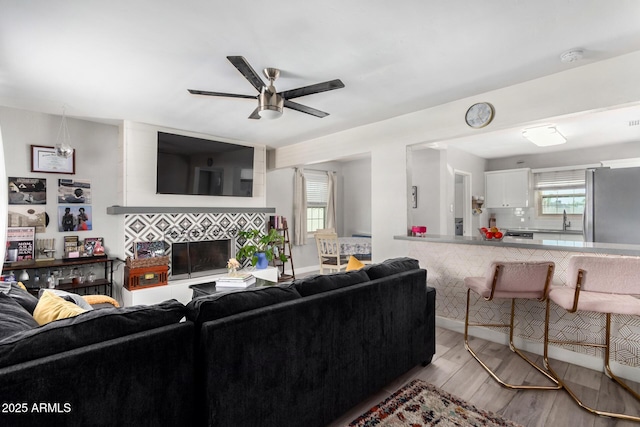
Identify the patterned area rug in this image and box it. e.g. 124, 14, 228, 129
349, 379, 523, 427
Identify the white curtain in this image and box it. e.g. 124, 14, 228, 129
293, 168, 307, 246
326, 171, 337, 232
0, 125, 6, 265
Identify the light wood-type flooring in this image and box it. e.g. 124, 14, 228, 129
327, 327, 640, 427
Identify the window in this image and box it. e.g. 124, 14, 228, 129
306, 171, 328, 233
534, 169, 585, 215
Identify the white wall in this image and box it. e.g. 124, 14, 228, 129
272, 51, 640, 256
0, 107, 120, 264
409, 147, 440, 234
487, 140, 640, 171
120, 121, 267, 208
341, 157, 372, 237
266, 157, 372, 272
0, 122, 7, 265
443, 147, 488, 235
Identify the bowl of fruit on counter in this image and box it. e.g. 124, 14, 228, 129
479, 227, 504, 241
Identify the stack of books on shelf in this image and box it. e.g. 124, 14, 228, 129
269, 215, 287, 229
215, 273, 256, 289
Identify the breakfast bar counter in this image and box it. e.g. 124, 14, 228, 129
395, 234, 640, 256
394, 234, 640, 380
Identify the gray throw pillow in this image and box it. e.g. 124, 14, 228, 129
7, 282, 39, 314
38, 288, 94, 311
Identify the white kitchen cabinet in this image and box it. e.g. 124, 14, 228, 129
485, 168, 530, 208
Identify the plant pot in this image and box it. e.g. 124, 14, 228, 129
255, 252, 269, 269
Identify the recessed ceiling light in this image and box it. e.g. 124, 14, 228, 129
560, 49, 584, 63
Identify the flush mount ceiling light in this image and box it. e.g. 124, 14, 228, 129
560, 49, 584, 63
522, 125, 567, 147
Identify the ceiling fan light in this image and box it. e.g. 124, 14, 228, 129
258, 89, 284, 119
258, 106, 283, 119
522, 126, 567, 146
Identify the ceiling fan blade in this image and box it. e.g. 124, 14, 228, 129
283, 100, 329, 118
248, 107, 261, 120
227, 56, 266, 93
279, 79, 345, 100
188, 89, 256, 99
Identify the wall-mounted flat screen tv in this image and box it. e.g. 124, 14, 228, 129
156, 132, 254, 197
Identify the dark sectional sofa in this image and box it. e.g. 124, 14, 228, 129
0, 257, 435, 427
0, 291, 194, 427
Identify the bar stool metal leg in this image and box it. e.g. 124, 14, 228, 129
465, 288, 561, 390
544, 301, 640, 422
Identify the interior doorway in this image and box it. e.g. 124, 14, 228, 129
454, 170, 472, 236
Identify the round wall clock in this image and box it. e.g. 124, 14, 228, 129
465, 102, 495, 128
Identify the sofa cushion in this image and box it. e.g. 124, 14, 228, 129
6, 282, 39, 314
186, 285, 301, 326
0, 293, 39, 341
363, 257, 421, 280
33, 290, 88, 325
0, 299, 186, 369
293, 269, 370, 297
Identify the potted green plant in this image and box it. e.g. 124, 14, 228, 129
236, 228, 287, 269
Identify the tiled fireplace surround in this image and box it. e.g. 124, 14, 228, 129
123, 211, 268, 276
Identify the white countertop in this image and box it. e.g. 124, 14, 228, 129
394, 234, 640, 256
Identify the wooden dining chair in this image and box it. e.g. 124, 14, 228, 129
544, 255, 640, 422
314, 232, 348, 274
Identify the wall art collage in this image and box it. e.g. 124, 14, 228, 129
6, 173, 103, 262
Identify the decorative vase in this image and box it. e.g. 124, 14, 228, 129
255, 252, 268, 269
228, 267, 237, 276
19, 269, 29, 282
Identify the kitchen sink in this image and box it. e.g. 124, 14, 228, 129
506, 228, 583, 235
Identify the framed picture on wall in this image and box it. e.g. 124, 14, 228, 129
411, 186, 418, 208
31, 145, 75, 174
58, 205, 92, 232
6, 226, 36, 262
58, 179, 91, 204
8, 177, 47, 204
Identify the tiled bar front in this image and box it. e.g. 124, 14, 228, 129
400, 237, 640, 377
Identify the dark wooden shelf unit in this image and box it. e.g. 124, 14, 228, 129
3, 257, 115, 297
268, 216, 295, 282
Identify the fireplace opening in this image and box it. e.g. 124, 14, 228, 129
171, 239, 234, 279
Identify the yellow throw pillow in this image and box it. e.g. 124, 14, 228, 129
82, 294, 120, 308
33, 290, 87, 325
17, 282, 27, 291
346, 255, 365, 272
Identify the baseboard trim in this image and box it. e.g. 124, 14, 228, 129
436, 316, 640, 383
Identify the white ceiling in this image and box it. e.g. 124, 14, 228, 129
2, 1, 640, 158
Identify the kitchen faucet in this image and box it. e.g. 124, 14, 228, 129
563, 209, 571, 231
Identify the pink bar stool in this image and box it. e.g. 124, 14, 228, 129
464, 261, 560, 390
544, 255, 640, 422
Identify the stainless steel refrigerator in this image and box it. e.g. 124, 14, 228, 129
584, 167, 640, 243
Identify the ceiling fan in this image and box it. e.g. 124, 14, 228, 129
188, 56, 345, 120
